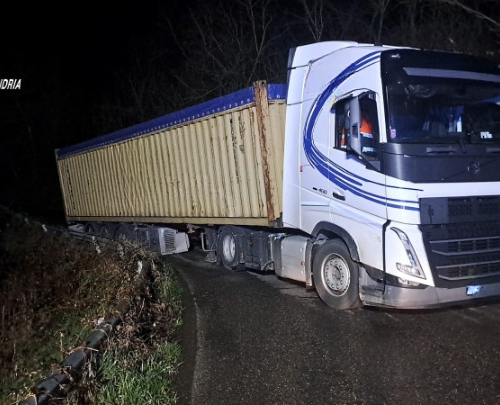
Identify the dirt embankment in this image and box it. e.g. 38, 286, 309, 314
0, 212, 183, 404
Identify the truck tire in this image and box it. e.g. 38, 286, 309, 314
114, 223, 133, 242
99, 223, 114, 238
313, 239, 361, 310
217, 227, 242, 270
84, 222, 99, 235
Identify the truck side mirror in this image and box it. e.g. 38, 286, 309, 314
347, 97, 362, 155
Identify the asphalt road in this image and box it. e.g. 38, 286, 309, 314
167, 248, 500, 405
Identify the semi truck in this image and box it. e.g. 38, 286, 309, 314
55, 41, 500, 310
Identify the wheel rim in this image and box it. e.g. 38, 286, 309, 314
322, 254, 350, 296
222, 234, 236, 262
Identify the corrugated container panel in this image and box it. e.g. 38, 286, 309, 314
56, 82, 287, 227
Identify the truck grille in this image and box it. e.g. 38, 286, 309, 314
420, 195, 500, 225
420, 220, 500, 287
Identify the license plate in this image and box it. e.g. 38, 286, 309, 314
466, 285, 482, 296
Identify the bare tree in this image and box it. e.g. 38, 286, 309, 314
163, 0, 284, 105
93, 0, 500, 137
437, 0, 500, 31
370, 0, 393, 43
296, 0, 326, 42
382, 0, 500, 55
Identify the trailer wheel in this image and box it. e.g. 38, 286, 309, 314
99, 223, 114, 238
217, 227, 242, 270
313, 239, 361, 310
84, 222, 99, 235
114, 223, 133, 242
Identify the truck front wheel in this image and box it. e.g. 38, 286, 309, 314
313, 239, 361, 310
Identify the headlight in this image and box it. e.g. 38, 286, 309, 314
392, 227, 426, 279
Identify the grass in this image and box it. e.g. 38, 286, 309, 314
0, 211, 184, 405
97, 341, 181, 404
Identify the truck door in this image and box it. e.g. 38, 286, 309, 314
328, 92, 387, 221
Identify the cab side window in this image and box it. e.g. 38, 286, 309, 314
333, 93, 380, 161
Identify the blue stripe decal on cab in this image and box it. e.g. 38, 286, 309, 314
303, 51, 420, 211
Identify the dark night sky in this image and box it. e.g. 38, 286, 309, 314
0, 1, 178, 214
0, 2, 164, 101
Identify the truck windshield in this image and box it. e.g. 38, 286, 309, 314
386, 74, 500, 144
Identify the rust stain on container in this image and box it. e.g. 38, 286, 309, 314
253, 81, 276, 223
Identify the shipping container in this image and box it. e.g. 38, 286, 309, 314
56, 81, 287, 227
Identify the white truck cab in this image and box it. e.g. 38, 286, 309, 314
282, 41, 500, 308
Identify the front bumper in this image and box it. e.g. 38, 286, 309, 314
362, 280, 500, 309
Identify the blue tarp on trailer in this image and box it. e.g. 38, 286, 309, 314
56, 83, 287, 159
